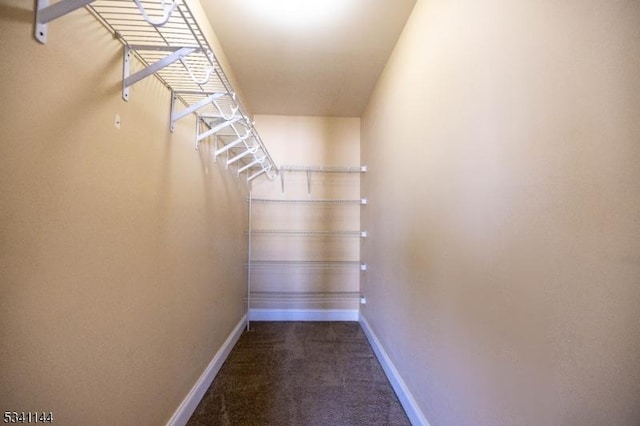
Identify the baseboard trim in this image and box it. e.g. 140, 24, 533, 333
166, 314, 246, 426
359, 313, 430, 426
249, 308, 359, 321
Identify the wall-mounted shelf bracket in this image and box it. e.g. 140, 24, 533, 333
170, 91, 226, 132
306, 170, 312, 194
248, 166, 271, 182
35, 0, 95, 44
123, 45, 197, 101
213, 131, 253, 159
238, 157, 265, 175
227, 146, 258, 167
280, 170, 286, 194
196, 117, 242, 142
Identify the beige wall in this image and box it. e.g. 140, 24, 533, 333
361, 0, 640, 425
250, 115, 361, 311
0, 2, 249, 424
253, 115, 360, 171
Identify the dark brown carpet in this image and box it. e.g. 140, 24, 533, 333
187, 321, 411, 426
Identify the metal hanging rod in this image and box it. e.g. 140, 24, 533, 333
34, 0, 278, 183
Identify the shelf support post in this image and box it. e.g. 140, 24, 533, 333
247, 191, 252, 331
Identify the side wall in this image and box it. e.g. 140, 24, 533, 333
361, 0, 640, 425
0, 2, 248, 424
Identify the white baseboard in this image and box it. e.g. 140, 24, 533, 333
359, 313, 430, 426
249, 308, 359, 321
166, 315, 246, 426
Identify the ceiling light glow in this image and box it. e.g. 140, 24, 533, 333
242, 0, 352, 30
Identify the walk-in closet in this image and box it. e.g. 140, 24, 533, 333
2, 0, 639, 425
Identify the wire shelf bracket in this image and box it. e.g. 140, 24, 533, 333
34, 0, 95, 43
250, 198, 367, 205
123, 45, 198, 101
196, 116, 241, 142
170, 91, 225, 131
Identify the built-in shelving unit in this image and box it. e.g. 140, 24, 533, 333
278, 164, 366, 194
246, 165, 367, 327
33, 0, 277, 183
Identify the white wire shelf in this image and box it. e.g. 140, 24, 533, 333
251, 230, 368, 238
250, 198, 367, 205
249, 261, 367, 270
279, 165, 367, 173
277, 164, 366, 194
34, 0, 278, 183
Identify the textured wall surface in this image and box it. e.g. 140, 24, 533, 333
361, 0, 640, 424
0, 1, 249, 423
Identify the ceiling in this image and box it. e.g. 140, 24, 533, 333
201, 0, 417, 117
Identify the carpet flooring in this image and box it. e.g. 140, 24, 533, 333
187, 321, 411, 426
